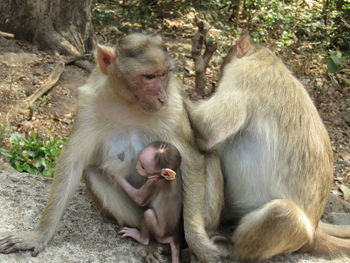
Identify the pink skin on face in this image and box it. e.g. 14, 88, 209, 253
136, 146, 160, 177
132, 68, 169, 112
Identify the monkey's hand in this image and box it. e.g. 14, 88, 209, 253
194, 136, 212, 152
0, 230, 48, 257
186, 232, 221, 263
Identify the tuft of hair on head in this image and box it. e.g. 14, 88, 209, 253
116, 33, 165, 59
148, 141, 182, 171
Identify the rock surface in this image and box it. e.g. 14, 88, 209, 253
0, 168, 349, 263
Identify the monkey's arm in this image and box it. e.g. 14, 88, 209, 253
0, 116, 99, 256
186, 92, 248, 150
114, 176, 156, 206
102, 157, 135, 178
172, 109, 225, 262
180, 144, 222, 262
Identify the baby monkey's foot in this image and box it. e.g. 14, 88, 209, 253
118, 227, 149, 245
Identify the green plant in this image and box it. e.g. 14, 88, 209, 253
0, 131, 66, 177
326, 50, 345, 73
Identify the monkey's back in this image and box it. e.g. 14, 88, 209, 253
219, 47, 333, 224
151, 175, 183, 238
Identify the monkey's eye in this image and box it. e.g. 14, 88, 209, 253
143, 74, 156, 80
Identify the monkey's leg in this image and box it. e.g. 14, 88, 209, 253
232, 199, 314, 261
168, 238, 180, 263
142, 209, 162, 238
118, 209, 159, 246
319, 221, 350, 238
141, 209, 182, 263
83, 166, 144, 228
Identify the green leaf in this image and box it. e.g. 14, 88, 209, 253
9, 132, 21, 144
40, 157, 47, 169
330, 54, 342, 66
29, 131, 37, 138
34, 159, 42, 168
327, 58, 341, 73
22, 150, 36, 157
0, 149, 13, 158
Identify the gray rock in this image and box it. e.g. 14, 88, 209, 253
0, 170, 349, 263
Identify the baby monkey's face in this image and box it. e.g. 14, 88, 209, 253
136, 146, 160, 177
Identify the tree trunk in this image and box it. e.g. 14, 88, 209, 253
0, 0, 95, 56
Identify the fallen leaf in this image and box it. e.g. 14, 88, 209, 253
340, 185, 350, 201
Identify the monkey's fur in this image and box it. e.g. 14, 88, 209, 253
0, 34, 224, 262
186, 35, 350, 260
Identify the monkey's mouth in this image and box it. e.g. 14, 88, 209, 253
139, 98, 167, 113
141, 104, 163, 113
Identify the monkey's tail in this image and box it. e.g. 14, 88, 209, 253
303, 228, 350, 258
319, 221, 350, 238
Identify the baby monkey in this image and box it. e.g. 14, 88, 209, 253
113, 141, 182, 263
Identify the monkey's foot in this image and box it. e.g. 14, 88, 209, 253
188, 239, 221, 263
118, 227, 149, 245
137, 242, 166, 263
181, 248, 192, 263
0, 231, 47, 257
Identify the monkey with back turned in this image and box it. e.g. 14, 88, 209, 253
186, 35, 350, 260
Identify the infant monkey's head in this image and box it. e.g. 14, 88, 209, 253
136, 141, 182, 180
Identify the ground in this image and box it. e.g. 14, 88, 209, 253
1, 167, 350, 263
0, 28, 349, 198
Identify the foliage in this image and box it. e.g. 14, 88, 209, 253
92, 1, 349, 62
91, 0, 350, 78
92, 1, 119, 28
0, 129, 66, 177
327, 50, 345, 73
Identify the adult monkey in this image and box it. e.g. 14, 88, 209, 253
187, 35, 350, 261
0, 33, 224, 262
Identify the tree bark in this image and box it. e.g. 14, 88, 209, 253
0, 0, 95, 56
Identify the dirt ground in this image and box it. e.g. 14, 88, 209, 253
0, 33, 349, 198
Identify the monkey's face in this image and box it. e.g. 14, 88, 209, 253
136, 146, 159, 177
130, 67, 169, 112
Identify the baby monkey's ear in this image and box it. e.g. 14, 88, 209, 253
161, 168, 176, 180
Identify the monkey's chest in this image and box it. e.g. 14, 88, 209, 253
98, 130, 149, 187
100, 130, 148, 165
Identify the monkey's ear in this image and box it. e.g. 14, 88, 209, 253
160, 168, 176, 180
96, 44, 116, 75
236, 35, 251, 58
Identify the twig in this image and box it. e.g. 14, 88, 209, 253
340, 16, 350, 30
63, 55, 93, 72
73, 59, 93, 72
0, 31, 14, 38
191, 17, 217, 96
24, 61, 65, 106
